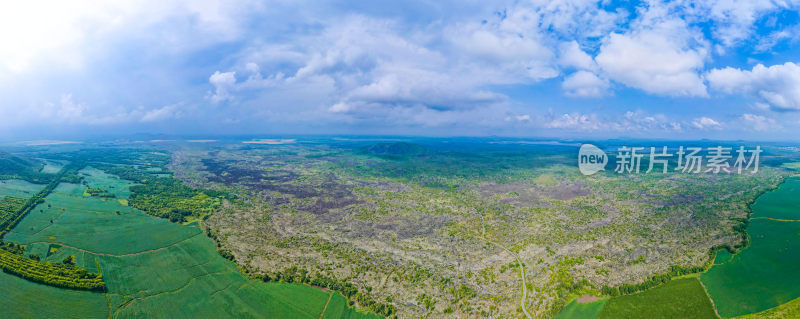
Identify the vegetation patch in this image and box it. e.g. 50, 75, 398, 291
597, 278, 717, 319
85, 187, 116, 198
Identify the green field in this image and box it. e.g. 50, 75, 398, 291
555, 299, 606, 319
79, 166, 136, 199
0, 179, 44, 198
6, 184, 199, 255
741, 177, 800, 220
0, 271, 108, 318
2, 166, 377, 318
700, 178, 800, 317
40, 159, 66, 174
712, 250, 733, 265
733, 296, 800, 318
596, 278, 717, 319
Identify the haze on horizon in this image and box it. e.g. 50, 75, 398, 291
1, 1, 800, 141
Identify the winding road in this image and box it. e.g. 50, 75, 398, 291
481, 215, 533, 319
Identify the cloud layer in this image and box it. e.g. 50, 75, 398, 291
1, 0, 799, 139
707, 62, 800, 111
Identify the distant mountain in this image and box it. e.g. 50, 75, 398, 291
361, 142, 429, 157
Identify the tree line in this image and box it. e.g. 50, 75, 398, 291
0, 248, 105, 291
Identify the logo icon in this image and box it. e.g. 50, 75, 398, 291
578, 144, 607, 175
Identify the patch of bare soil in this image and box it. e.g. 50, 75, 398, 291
577, 294, 600, 303
544, 181, 590, 200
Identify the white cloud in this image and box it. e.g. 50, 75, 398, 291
595, 3, 709, 97
141, 103, 183, 122
207, 71, 237, 103
54, 94, 88, 121
544, 112, 602, 130
534, 0, 628, 39
215, 15, 527, 126
610, 110, 679, 132
707, 62, 800, 111
447, 15, 558, 83
0, 0, 256, 75
328, 102, 352, 113
35, 94, 135, 125
741, 113, 778, 131
12, 94, 190, 126
212, 3, 626, 127
754, 24, 800, 52
5, 0, 800, 137
515, 114, 531, 121
562, 71, 610, 97
691, 116, 722, 129
541, 110, 679, 132
558, 41, 597, 71
689, 0, 790, 48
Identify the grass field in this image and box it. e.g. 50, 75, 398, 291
596, 278, 718, 319
712, 250, 733, 265
6, 184, 199, 255
39, 159, 66, 174
0, 271, 108, 319
734, 296, 800, 318
0, 179, 44, 198
555, 299, 606, 319
79, 167, 137, 199
741, 177, 800, 220
700, 178, 800, 317
2, 167, 377, 319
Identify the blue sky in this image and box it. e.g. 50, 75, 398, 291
1, 0, 800, 140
